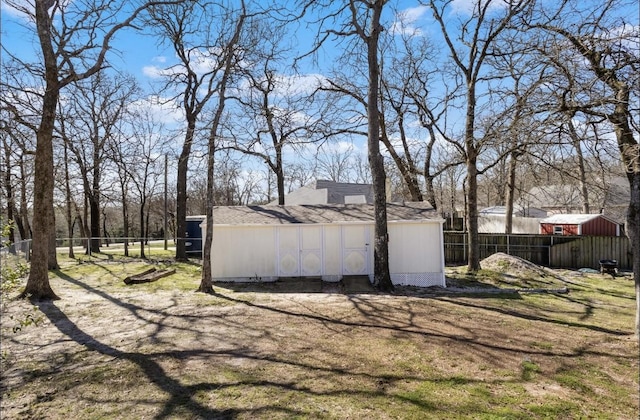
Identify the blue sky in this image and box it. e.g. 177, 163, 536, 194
0, 1, 436, 87
1, 0, 636, 186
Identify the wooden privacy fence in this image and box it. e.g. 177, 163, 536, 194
443, 233, 632, 270
548, 236, 631, 270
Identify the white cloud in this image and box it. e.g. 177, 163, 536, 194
390, 5, 428, 36
142, 48, 224, 79
450, 0, 508, 15
130, 95, 184, 126
273, 73, 326, 97
0, 0, 33, 21
142, 65, 165, 78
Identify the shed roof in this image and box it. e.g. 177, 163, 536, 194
212, 202, 440, 225
540, 213, 618, 225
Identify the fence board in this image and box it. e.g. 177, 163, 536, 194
444, 232, 631, 270
548, 236, 631, 270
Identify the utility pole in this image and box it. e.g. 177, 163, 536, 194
164, 153, 168, 250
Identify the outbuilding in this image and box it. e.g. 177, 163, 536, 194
539, 213, 622, 236
185, 215, 206, 255
203, 202, 446, 287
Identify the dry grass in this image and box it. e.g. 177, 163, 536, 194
1, 255, 638, 419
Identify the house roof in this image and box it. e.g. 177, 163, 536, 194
540, 213, 619, 225
527, 185, 581, 209
212, 202, 440, 225
271, 180, 374, 205
526, 179, 630, 210
479, 205, 547, 217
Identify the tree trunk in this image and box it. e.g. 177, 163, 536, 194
465, 89, 480, 272
102, 209, 110, 247
122, 194, 129, 257
3, 140, 16, 244
19, 155, 31, 240
89, 165, 101, 253
199, 2, 245, 293
609, 88, 640, 335
199, 138, 216, 293
276, 149, 285, 205
466, 155, 480, 272
424, 174, 437, 210
365, 0, 392, 292
175, 122, 195, 260
423, 126, 439, 210
83, 195, 90, 253
567, 119, 590, 213
504, 152, 519, 234
63, 142, 75, 258
379, 125, 423, 201
139, 198, 146, 259
20, 0, 60, 300
6, 185, 15, 243
628, 175, 640, 335
48, 220, 59, 269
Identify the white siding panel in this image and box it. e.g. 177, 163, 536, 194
212, 226, 277, 280
388, 222, 445, 287
322, 225, 342, 281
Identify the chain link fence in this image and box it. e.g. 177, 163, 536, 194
54, 237, 178, 260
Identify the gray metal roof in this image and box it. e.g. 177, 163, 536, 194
479, 205, 547, 218
271, 180, 374, 205
212, 202, 440, 225
540, 213, 619, 225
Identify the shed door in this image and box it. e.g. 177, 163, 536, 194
300, 226, 322, 276
342, 225, 370, 276
278, 227, 299, 276
278, 226, 323, 277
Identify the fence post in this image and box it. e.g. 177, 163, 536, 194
463, 232, 467, 262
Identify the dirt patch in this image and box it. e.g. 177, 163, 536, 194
481, 252, 552, 277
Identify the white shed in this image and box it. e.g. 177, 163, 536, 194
203, 202, 446, 288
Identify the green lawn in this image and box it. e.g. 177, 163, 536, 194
1, 256, 638, 419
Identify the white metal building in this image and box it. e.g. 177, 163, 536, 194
203, 202, 446, 287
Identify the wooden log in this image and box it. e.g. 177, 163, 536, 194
124, 268, 176, 285
124, 268, 157, 285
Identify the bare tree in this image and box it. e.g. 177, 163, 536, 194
349, 0, 393, 290
526, 0, 640, 333
126, 108, 167, 259
423, 0, 533, 272
0, 118, 26, 243
1, 0, 185, 300
59, 72, 138, 254
199, 0, 249, 293
227, 29, 325, 205
314, 142, 357, 183
297, 0, 393, 290
146, 1, 250, 260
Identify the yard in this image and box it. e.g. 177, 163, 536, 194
1, 254, 638, 419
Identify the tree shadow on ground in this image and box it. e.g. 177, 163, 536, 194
29, 272, 525, 419
19, 268, 635, 419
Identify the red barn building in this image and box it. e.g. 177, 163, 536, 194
540, 214, 622, 236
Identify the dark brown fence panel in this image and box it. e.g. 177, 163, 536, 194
444, 233, 552, 266
548, 236, 631, 270
444, 232, 632, 270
